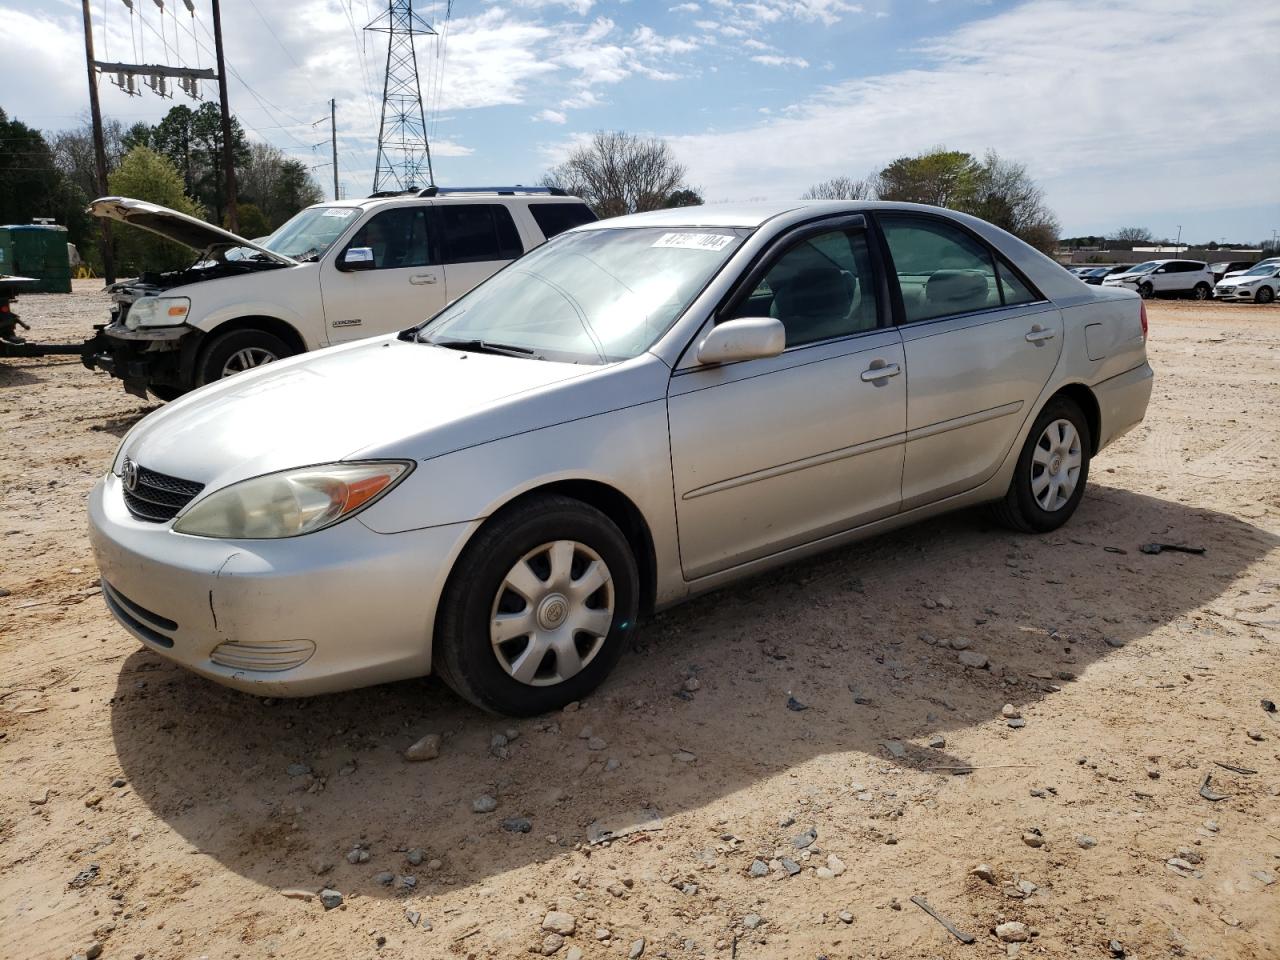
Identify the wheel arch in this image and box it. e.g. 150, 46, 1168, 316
1044, 381, 1101, 455
184, 316, 308, 385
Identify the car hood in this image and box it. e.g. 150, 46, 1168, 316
88, 196, 296, 266
115, 337, 615, 492
1105, 272, 1145, 282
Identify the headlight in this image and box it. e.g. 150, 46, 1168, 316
125, 296, 191, 330
173, 461, 412, 539
1237, 279, 1259, 287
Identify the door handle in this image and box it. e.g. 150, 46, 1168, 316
860, 361, 901, 382
410, 274, 439, 285
1025, 326, 1055, 343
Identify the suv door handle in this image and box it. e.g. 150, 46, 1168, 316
410, 274, 438, 285
1025, 326, 1055, 343
861, 361, 901, 382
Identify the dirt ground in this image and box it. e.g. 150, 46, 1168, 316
1, 281, 1278, 960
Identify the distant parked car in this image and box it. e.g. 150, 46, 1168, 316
1076, 266, 1123, 286
1223, 256, 1279, 281
1208, 260, 1255, 282
1102, 259, 1214, 300
1213, 262, 1280, 304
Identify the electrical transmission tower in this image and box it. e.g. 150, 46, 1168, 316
365, 1, 436, 193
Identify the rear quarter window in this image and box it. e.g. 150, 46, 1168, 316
529, 202, 598, 241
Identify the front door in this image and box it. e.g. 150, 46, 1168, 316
320, 203, 446, 344
668, 222, 906, 580
876, 212, 1063, 509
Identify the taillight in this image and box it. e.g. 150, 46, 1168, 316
1139, 301, 1148, 340
0, 302, 9, 313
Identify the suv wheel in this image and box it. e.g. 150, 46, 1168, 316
433, 494, 639, 716
990, 396, 1092, 534
1192, 282, 1211, 300
196, 329, 292, 386
1138, 282, 1154, 299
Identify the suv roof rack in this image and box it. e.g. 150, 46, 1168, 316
416, 185, 568, 198
367, 189, 420, 199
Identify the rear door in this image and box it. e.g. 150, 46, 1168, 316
876, 212, 1063, 509
320, 202, 446, 344
437, 203, 525, 302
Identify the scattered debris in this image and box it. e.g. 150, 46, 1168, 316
1198, 771, 1230, 802
542, 911, 577, 936
587, 808, 663, 845
68, 863, 100, 889
405, 733, 441, 761
1213, 761, 1256, 775
969, 863, 996, 884
996, 921, 1031, 943
319, 889, 343, 910
1139, 542, 1205, 556
909, 896, 975, 944
473, 794, 498, 813
785, 696, 808, 712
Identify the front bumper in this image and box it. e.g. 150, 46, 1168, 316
1212, 285, 1256, 300
88, 472, 477, 696
82, 321, 194, 399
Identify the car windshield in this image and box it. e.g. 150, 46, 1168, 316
1242, 263, 1276, 276
417, 226, 749, 363
260, 206, 361, 260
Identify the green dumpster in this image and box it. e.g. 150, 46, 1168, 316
0, 224, 72, 293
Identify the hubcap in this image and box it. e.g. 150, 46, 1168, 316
222, 346, 278, 377
1030, 418, 1082, 512
490, 540, 614, 687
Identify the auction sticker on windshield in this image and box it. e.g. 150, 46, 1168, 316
651, 232, 735, 251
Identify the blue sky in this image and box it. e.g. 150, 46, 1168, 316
4, 0, 1278, 243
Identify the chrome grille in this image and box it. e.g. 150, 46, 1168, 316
123, 465, 204, 522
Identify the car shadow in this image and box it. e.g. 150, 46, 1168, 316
86, 407, 155, 438
108, 484, 1276, 897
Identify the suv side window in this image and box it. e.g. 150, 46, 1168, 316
439, 204, 524, 264
347, 207, 434, 269
725, 227, 880, 348
529, 202, 598, 240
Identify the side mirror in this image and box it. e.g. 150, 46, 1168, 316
1154, 267, 1167, 274
697, 317, 785, 365
338, 247, 375, 272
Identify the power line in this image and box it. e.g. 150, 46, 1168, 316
244, 0, 301, 67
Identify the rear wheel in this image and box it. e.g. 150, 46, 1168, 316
1138, 282, 1154, 299
990, 397, 1092, 534
433, 494, 640, 716
1256, 286, 1275, 305
1192, 282, 1212, 300
196, 328, 292, 387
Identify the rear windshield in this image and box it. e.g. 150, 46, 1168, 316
529, 202, 598, 241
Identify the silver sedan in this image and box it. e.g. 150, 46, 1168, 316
88, 201, 1153, 715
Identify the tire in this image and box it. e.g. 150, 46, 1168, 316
1256, 286, 1276, 305
195, 328, 292, 387
1138, 282, 1154, 299
433, 494, 640, 716
990, 396, 1092, 534
1191, 283, 1211, 301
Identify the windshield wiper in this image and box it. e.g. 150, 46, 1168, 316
427, 337, 540, 359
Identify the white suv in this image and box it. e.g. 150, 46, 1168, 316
84, 188, 596, 399
1101, 259, 1215, 300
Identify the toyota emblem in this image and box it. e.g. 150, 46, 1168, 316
122, 458, 139, 492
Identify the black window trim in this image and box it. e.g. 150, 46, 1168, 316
869, 210, 1050, 329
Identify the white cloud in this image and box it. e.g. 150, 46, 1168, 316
534, 108, 569, 124
668, 0, 1280, 233
750, 54, 810, 68
669, 2, 701, 10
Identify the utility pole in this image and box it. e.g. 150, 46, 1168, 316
80, 0, 115, 283
330, 98, 339, 201
210, 0, 239, 233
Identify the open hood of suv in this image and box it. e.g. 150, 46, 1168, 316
88, 196, 297, 266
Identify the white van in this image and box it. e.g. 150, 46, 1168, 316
84, 187, 596, 399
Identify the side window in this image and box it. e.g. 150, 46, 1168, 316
439, 204, 524, 264
726, 228, 880, 348
529, 202, 598, 240
997, 260, 1037, 306
880, 215, 1000, 323
346, 207, 432, 269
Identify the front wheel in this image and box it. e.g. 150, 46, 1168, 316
1256, 286, 1276, 305
990, 397, 1092, 533
195, 328, 292, 387
433, 494, 640, 716
1138, 282, 1154, 299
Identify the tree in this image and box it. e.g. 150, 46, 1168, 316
802, 176, 875, 201
108, 146, 207, 274
1111, 226, 1153, 243
876, 149, 980, 208
542, 131, 693, 219
663, 188, 703, 208
0, 108, 66, 228
232, 202, 271, 239
134, 104, 250, 224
